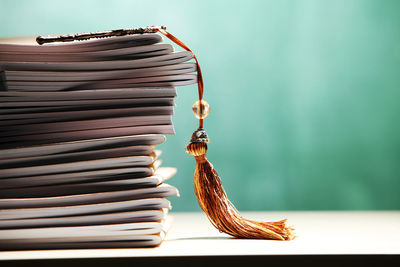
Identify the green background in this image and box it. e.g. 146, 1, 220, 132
1, 0, 399, 211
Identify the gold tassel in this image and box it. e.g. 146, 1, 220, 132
186, 133, 294, 240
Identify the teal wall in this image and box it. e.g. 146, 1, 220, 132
1, 0, 399, 211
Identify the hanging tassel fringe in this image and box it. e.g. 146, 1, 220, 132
186, 141, 295, 240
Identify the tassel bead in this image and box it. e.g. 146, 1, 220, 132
192, 100, 210, 119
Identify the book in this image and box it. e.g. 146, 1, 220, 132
0, 33, 196, 249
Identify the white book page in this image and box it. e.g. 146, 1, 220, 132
0, 155, 156, 178
0, 134, 165, 159
0, 145, 155, 167
4, 63, 195, 82
0, 124, 175, 149
0, 51, 193, 71
0, 235, 163, 249
0, 97, 175, 108
0, 167, 176, 198
0, 184, 178, 209
0, 87, 177, 100
0, 221, 165, 239
1, 115, 172, 137
6, 74, 196, 91
0, 209, 166, 229
0, 197, 172, 219
0, 43, 173, 62
0, 166, 156, 189
0, 106, 174, 126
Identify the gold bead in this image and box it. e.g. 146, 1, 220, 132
192, 100, 210, 119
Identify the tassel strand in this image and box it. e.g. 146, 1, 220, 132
186, 142, 295, 240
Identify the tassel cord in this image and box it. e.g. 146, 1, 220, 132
154, 28, 204, 129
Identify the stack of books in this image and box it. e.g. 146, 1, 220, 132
0, 33, 196, 249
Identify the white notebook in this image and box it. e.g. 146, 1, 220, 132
0, 134, 166, 159
0, 43, 174, 62
0, 167, 176, 198
0, 51, 193, 71
1, 115, 172, 137
0, 154, 158, 178
0, 217, 172, 249
0, 87, 178, 100
0, 106, 174, 126
0, 124, 175, 149
0, 162, 170, 190
0, 209, 167, 229
0, 183, 179, 209
3, 63, 195, 82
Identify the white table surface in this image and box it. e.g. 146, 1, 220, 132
0, 211, 399, 260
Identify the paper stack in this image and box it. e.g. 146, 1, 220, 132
0, 33, 195, 249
